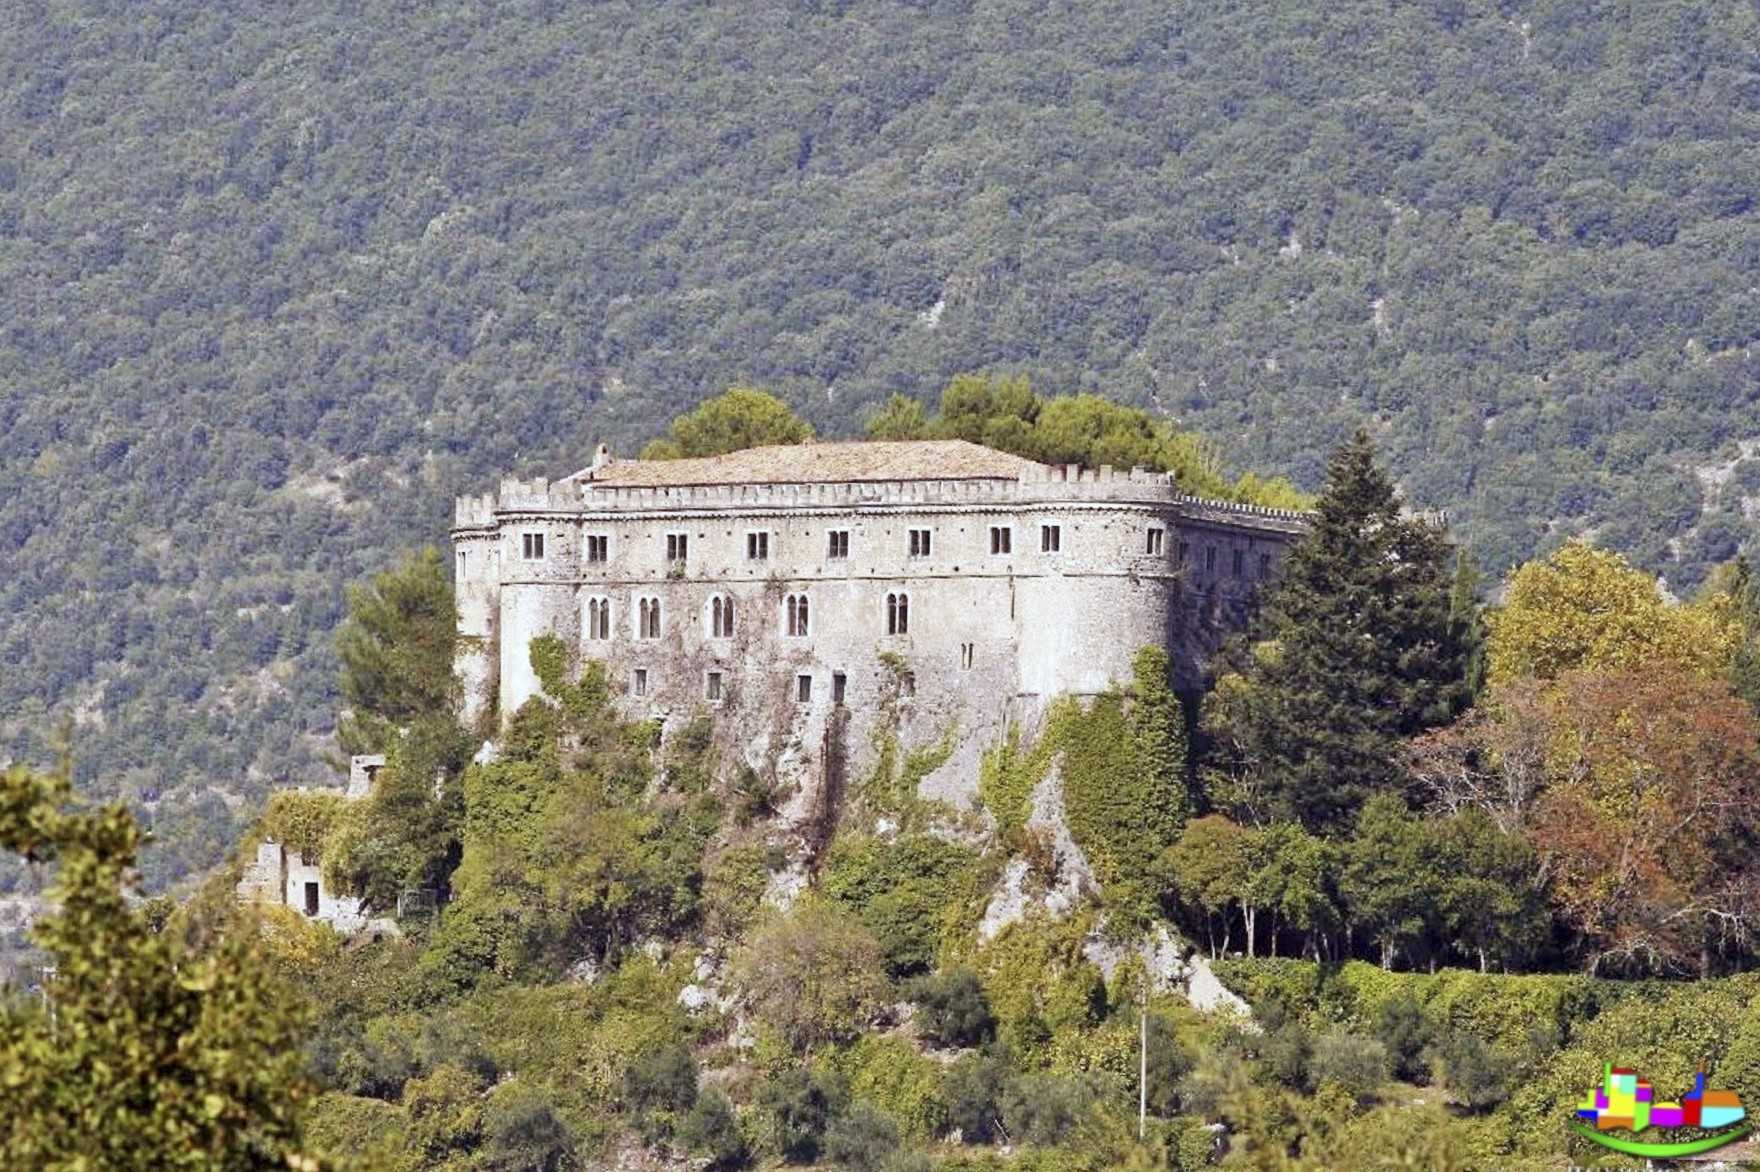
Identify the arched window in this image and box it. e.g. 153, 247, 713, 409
709, 596, 735, 639
786, 594, 810, 637
886, 592, 909, 635
586, 597, 611, 640
637, 597, 661, 640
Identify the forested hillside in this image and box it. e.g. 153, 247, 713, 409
4, 0, 1760, 882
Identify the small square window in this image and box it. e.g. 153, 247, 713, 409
990, 526, 1012, 555
522, 532, 546, 560
827, 530, 849, 559
1040, 524, 1061, 552
909, 528, 932, 558
667, 533, 688, 562
796, 674, 812, 703
1146, 528, 1164, 556
706, 671, 723, 702
585, 534, 609, 563
633, 668, 648, 697
746, 532, 769, 561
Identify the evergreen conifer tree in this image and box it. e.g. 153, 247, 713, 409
1217, 429, 1467, 831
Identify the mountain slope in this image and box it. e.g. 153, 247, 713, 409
3, 0, 1759, 884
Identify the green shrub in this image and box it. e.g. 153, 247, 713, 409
480, 1082, 576, 1171
824, 1102, 900, 1172
681, 1090, 750, 1170
1371, 990, 1434, 1083
1308, 1029, 1388, 1103
908, 967, 995, 1048
622, 1043, 698, 1132
978, 725, 1053, 844
827, 1035, 947, 1143
1433, 1030, 1506, 1112
977, 915, 1107, 1062
704, 846, 773, 938
943, 1046, 1012, 1144
758, 1067, 849, 1163
1000, 1073, 1096, 1146
259, 789, 349, 859
822, 833, 979, 977
735, 899, 888, 1053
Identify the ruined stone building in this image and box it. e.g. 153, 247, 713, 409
236, 754, 382, 932
451, 440, 1308, 807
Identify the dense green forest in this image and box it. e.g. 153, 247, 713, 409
5, 1, 1760, 879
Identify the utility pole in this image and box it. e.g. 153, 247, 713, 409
1139, 980, 1148, 1140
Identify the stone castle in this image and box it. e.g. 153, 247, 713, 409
451, 439, 1308, 809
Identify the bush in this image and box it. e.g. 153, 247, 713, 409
1371, 990, 1433, 1083
943, 1045, 1011, 1145
822, 834, 979, 977
735, 900, 888, 1053
825, 1102, 900, 1172
681, 1090, 750, 1170
480, 1083, 575, 1172
830, 1035, 948, 1142
1258, 1019, 1312, 1090
622, 1043, 698, 1133
1434, 1031, 1508, 1111
908, 967, 995, 1048
1308, 1029, 1388, 1103
758, 1067, 849, 1164
1000, 1073, 1096, 1146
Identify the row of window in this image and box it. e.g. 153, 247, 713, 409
633, 668, 851, 705
583, 591, 911, 641
527, 523, 1273, 577
525, 525, 1069, 563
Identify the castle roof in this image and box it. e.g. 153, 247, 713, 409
573, 440, 1047, 487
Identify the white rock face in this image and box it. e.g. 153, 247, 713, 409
1081, 922, 1189, 992
1184, 952, 1251, 1017
677, 984, 715, 1013
977, 761, 1098, 942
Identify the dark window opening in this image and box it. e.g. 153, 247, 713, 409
833, 672, 847, 704
706, 671, 723, 702
886, 592, 910, 635
909, 528, 932, 557
1177, 540, 1190, 566
587, 597, 611, 640
1259, 552, 1272, 579
522, 532, 545, 560
1041, 524, 1061, 552
901, 671, 916, 698
667, 533, 688, 562
1147, 528, 1165, 555
1204, 547, 1217, 575
960, 643, 975, 670
633, 668, 648, 697
711, 596, 735, 638
746, 532, 769, 560
1232, 548, 1244, 577
303, 882, 320, 917
796, 674, 812, 703
990, 526, 1012, 554
827, 530, 849, 559
586, 535, 609, 563
638, 597, 661, 639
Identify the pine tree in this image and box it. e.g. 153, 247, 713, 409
1218, 429, 1468, 831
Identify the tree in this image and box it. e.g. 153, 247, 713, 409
1338, 795, 1444, 970
1208, 430, 1470, 831
1487, 541, 1735, 687
1432, 809, 1547, 972
336, 547, 459, 753
639, 386, 813, 459
734, 900, 889, 1053
0, 765, 321, 1169
1163, 815, 1252, 958
1703, 555, 1760, 714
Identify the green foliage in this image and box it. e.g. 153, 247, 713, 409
337, 548, 459, 753
943, 1045, 1012, 1144
703, 845, 775, 940
622, 1043, 699, 1135
821, 833, 979, 976
1370, 991, 1434, 1083
907, 967, 995, 1049
1338, 795, 1444, 970
757, 1066, 849, 1164
1206, 431, 1471, 831
1307, 1029, 1389, 1104
867, 375, 1306, 507
681, 1090, 751, 1170
640, 386, 813, 460
0, 766, 322, 1169
825, 1034, 948, 1143
259, 787, 348, 859
1432, 1030, 1508, 1112
1000, 1073, 1098, 1146
824, 1101, 901, 1172
735, 899, 889, 1054
978, 725, 1054, 846
976, 916, 1107, 1063
479, 1082, 577, 1172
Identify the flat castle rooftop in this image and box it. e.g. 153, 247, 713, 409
569, 439, 1045, 487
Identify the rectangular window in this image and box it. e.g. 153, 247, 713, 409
1205, 547, 1217, 575
666, 533, 688, 562
960, 643, 975, 670
457, 551, 467, 578
1232, 548, 1244, 577
1146, 528, 1165, 555
522, 532, 545, 560
909, 528, 932, 558
901, 671, 916, 698
1259, 552, 1272, 579
1177, 540, 1190, 566
796, 674, 812, 703
746, 532, 769, 561
633, 668, 648, 697
1040, 524, 1061, 552
585, 534, 609, 563
303, 881, 320, 917
706, 671, 723, 702
989, 526, 1012, 555
833, 672, 847, 704
827, 530, 849, 559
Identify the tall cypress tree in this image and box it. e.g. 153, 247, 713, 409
1221, 430, 1468, 831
